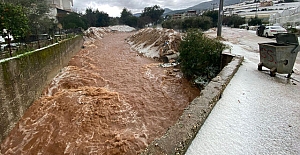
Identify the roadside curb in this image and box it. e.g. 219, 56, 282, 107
141, 54, 244, 155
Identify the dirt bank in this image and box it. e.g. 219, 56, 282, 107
127, 28, 182, 60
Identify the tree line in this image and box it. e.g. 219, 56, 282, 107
1, 1, 165, 45
62, 5, 164, 30
1, 0, 262, 47
162, 10, 250, 31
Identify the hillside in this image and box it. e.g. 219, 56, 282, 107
163, 0, 248, 16
188, 0, 247, 10
133, 0, 248, 17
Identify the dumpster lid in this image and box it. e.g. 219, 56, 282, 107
275, 33, 299, 45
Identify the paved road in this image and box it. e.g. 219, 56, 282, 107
186, 28, 300, 155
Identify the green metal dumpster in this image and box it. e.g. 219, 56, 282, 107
258, 33, 300, 77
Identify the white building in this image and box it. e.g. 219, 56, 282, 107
47, 0, 73, 21
269, 5, 300, 26
224, 0, 300, 25
48, 0, 73, 11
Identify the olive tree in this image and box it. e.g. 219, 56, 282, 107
141, 5, 164, 25
179, 29, 226, 87
5, 0, 52, 36
0, 2, 29, 56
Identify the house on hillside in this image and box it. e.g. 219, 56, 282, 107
172, 13, 185, 20
260, 1, 273, 7
172, 10, 198, 20
186, 10, 197, 17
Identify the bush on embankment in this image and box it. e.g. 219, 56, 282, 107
179, 29, 226, 88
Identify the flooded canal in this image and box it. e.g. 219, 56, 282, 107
0, 31, 199, 154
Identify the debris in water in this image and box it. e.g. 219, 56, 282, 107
160, 63, 179, 68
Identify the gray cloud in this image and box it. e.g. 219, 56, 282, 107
72, 0, 209, 16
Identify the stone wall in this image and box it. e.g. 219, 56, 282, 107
0, 36, 83, 142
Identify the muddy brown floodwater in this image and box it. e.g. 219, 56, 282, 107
0, 32, 199, 155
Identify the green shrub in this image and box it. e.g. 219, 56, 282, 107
287, 27, 298, 34
179, 29, 226, 87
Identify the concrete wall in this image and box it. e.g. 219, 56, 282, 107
0, 36, 83, 142
141, 54, 244, 155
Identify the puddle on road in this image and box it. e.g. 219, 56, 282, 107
1, 32, 199, 154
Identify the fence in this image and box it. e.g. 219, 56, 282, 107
0, 33, 77, 59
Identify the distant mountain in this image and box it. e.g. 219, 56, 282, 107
188, 0, 247, 10
164, 8, 173, 14
135, 0, 248, 17
133, 13, 142, 17
163, 0, 248, 16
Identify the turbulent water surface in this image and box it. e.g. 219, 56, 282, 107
0, 32, 199, 154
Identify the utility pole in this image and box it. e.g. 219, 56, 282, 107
255, 3, 258, 18
217, 0, 224, 37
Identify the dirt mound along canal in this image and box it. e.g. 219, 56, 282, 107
127, 28, 182, 60
0, 26, 199, 154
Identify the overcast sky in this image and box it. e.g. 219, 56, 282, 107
72, 0, 210, 17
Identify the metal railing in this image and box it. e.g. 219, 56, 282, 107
0, 33, 78, 59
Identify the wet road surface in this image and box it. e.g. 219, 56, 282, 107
186, 28, 300, 155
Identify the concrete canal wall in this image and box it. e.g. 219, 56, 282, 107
0, 36, 83, 142
141, 54, 244, 155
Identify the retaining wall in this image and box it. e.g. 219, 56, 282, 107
0, 36, 83, 142
141, 54, 244, 155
